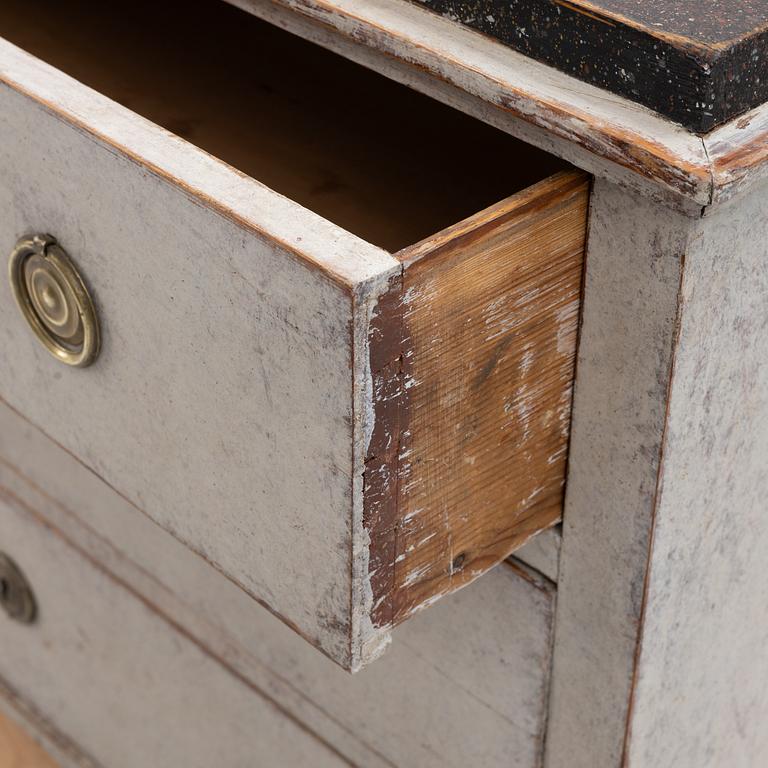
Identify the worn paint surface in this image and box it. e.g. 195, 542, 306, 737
546, 178, 690, 767
0, 33, 573, 671
0, 487, 350, 768
549, 174, 768, 767
0, 39, 402, 669
0, 0, 566, 254
626, 174, 768, 767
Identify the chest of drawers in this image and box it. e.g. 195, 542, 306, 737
2, 1, 768, 767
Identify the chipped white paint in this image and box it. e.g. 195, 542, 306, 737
0, 404, 556, 768
0, 41, 394, 288
546, 179, 690, 768
4, 2, 768, 765
625, 174, 768, 767
704, 99, 768, 206
351, 280, 394, 669
0, 33, 574, 672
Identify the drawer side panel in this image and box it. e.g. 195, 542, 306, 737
368, 171, 587, 628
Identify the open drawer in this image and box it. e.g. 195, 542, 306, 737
0, 0, 587, 669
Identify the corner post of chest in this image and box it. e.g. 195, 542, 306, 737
547, 174, 768, 767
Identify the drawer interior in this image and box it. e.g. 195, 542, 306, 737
0, 0, 567, 252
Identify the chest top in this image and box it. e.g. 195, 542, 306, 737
413, 0, 768, 132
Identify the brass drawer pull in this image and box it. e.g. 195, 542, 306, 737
0, 553, 36, 624
8, 234, 100, 367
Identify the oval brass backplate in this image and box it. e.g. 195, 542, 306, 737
0, 553, 36, 624
8, 234, 100, 367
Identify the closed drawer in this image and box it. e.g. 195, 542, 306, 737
0, 0, 587, 669
0, 406, 556, 768
0, 482, 349, 768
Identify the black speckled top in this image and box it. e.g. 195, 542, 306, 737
411, 0, 768, 132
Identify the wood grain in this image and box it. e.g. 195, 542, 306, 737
0, 712, 58, 768
367, 171, 588, 628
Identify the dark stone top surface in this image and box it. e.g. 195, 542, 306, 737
412, 0, 768, 132
577, 1, 768, 45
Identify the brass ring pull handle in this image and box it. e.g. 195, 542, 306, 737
0, 553, 36, 624
8, 234, 100, 367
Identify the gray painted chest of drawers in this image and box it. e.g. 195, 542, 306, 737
2, 1, 768, 767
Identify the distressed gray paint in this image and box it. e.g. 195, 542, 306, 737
546, 179, 692, 767
0, 489, 349, 768
626, 179, 768, 766
549, 176, 768, 767
0, 681, 98, 768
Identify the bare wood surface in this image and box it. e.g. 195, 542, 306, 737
0, 711, 59, 768
367, 171, 587, 629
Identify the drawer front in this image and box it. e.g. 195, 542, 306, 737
0, 487, 349, 768
0, 42, 394, 670
0, 12, 585, 669
0, 403, 556, 768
